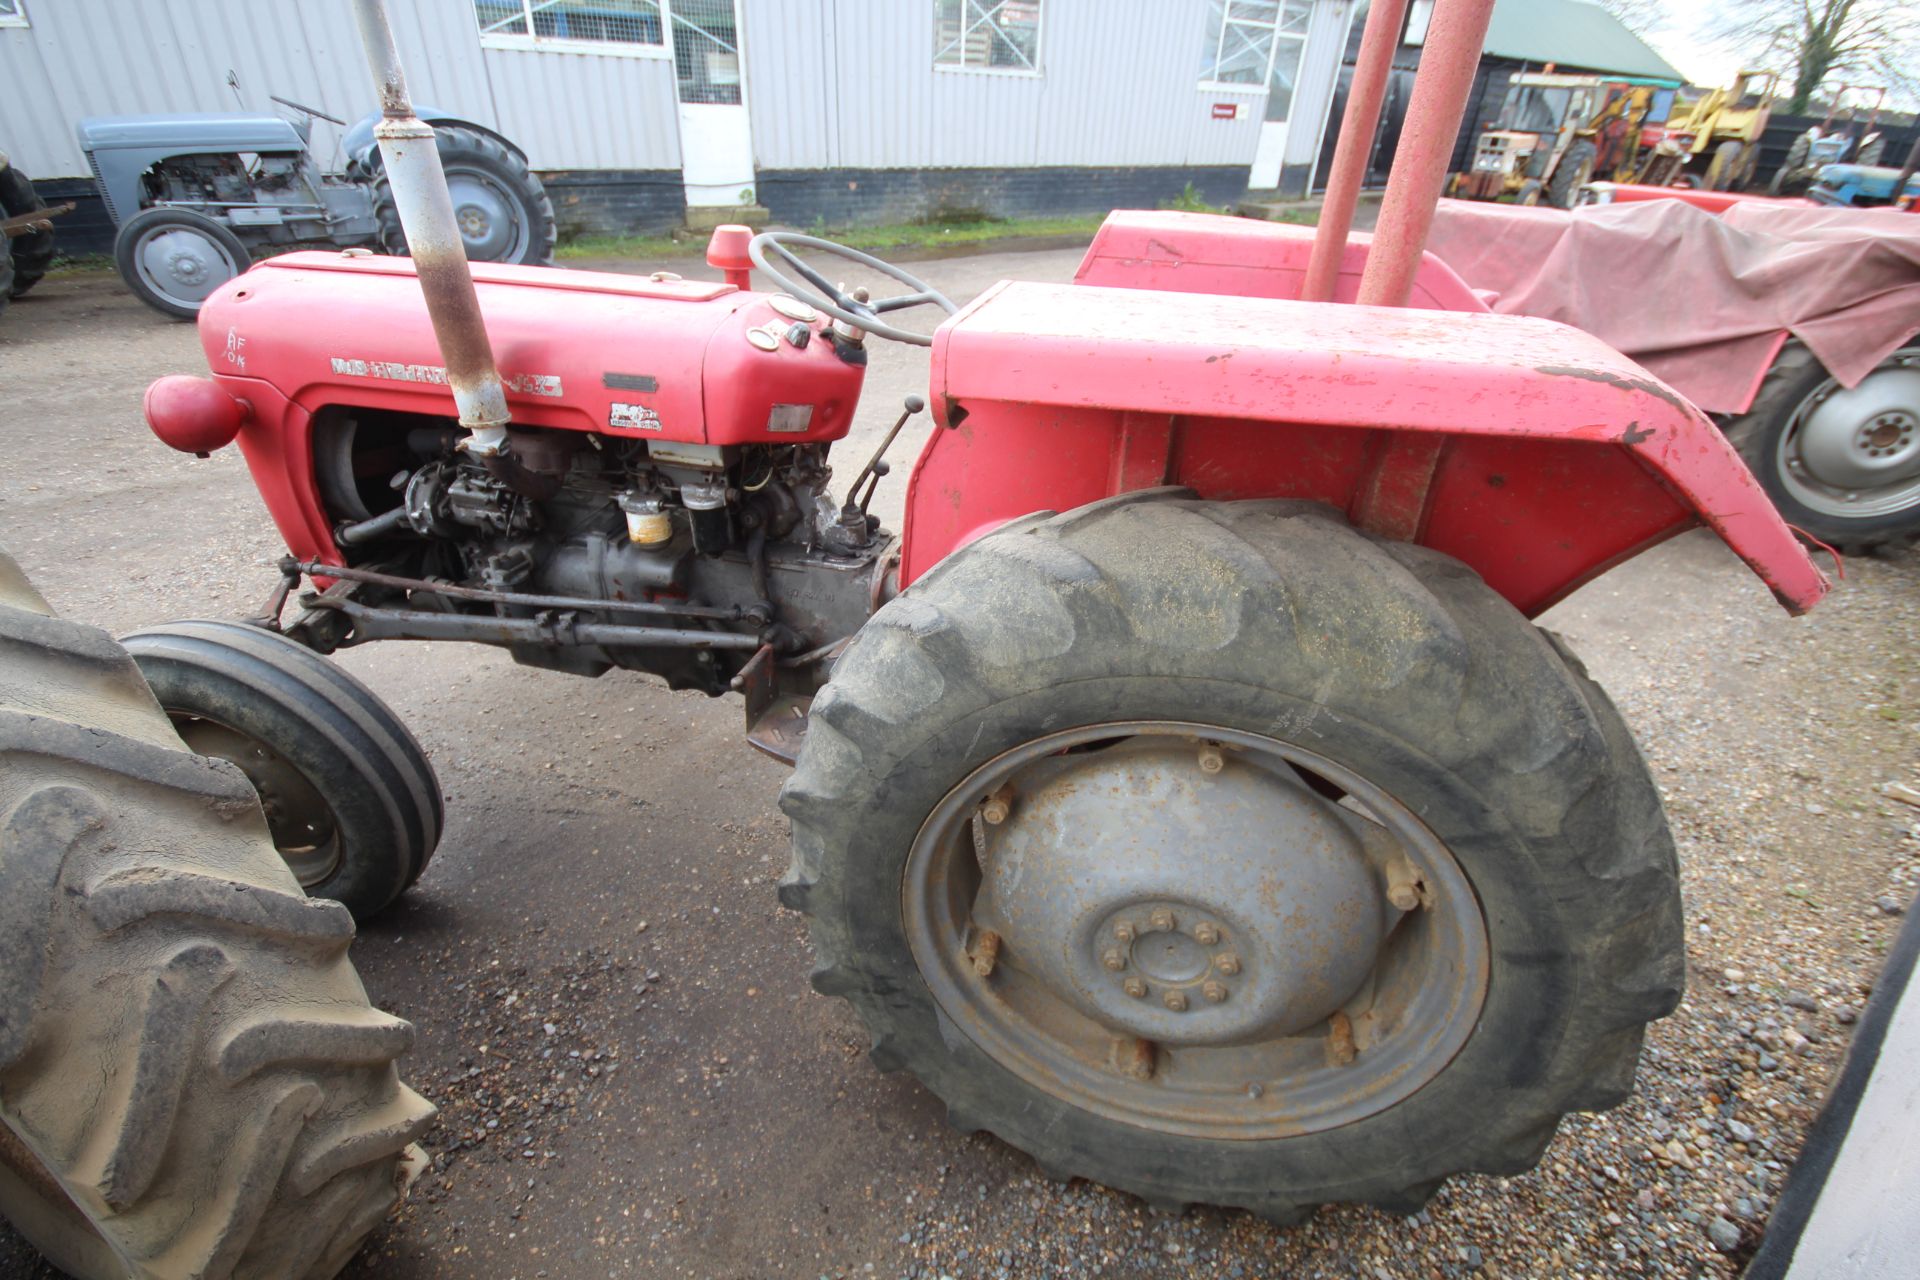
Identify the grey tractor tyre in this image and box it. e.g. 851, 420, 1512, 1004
0, 162, 53, 299
1547, 138, 1597, 210
122, 620, 443, 921
1723, 341, 1920, 555
369, 124, 556, 265
0, 249, 12, 321
780, 493, 1683, 1221
0, 553, 437, 1279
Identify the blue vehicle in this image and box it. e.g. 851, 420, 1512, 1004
1809, 162, 1920, 209
77, 99, 553, 318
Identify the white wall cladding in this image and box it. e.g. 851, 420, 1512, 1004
7, 0, 1346, 180
748, 0, 1293, 171
1, 0, 678, 178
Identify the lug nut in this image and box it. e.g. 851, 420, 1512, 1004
1113, 920, 1138, 943
971, 930, 1001, 978
1202, 980, 1228, 1004
1148, 908, 1175, 932
1101, 948, 1126, 971
1193, 922, 1220, 946
1215, 953, 1242, 976
1123, 977, 1148, 999
980, 784, 1014, 826
1163, 990, 1189, 1012
1197, 744, 1224, 774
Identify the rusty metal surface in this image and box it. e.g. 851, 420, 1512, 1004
900, 721, 1490, 1140
348, 0, 510, 448
745, 693, 811, 766
0, 202, 71, 240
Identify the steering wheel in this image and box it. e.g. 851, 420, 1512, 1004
748, 232, 960, 347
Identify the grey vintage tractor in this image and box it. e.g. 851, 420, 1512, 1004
78, 101, 554, 318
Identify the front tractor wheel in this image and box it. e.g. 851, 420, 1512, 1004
122, 621, 443, 921
782, 494, 1683, 1220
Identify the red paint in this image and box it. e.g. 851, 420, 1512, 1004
905, 274, 1828, 616
1303, 0, 1410, 302
706, 224, 756, 291
163, 251, 866, 565
1211, 103, 1241, 120
1587, 183, 1809, 214
144, 375, 248, 454
1074, 211, 1487, 313
1356, 0, 1498, 307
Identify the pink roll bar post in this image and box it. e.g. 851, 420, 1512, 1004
1355, 0, 1498, 308
1300, 0, 1410, 303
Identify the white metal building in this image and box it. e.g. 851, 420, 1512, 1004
3, 0, 1359, 244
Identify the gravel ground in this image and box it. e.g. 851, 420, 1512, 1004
1, 241, 1916, 1280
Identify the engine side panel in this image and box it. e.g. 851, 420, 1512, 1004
906, 279, 1828, 616
197, 252, 865, 447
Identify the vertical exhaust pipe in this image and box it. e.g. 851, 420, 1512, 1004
349, 0, 511, 455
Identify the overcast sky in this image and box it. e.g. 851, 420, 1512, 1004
1603, 0, 1916, 108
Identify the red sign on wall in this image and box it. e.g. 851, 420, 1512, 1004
1211, 102, 1241, 120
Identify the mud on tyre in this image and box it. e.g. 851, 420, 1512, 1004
782, 493, 1683, 1221
0, 552, 435, 1279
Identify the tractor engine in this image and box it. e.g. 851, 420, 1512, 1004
146, 249, 899, 720
311, 409, 886, 693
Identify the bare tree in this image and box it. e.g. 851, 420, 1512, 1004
1591, 0, 1664, 37
1713, 0, 1919, 113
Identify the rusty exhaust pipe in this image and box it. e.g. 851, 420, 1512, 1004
349, 0, 510, 455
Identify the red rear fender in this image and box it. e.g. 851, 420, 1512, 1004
901, 280, 1827, 617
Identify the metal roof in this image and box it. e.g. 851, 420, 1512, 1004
1483, 0, 1685, 83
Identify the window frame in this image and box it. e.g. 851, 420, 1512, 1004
0, 0, 30, 29
932, 0, 1045, 79
476, 0, 674, 59
1197, 0, 1311, 104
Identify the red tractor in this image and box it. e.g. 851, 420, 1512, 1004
71, 0, 1829, 1252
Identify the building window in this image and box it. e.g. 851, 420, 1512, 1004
671, 0, 742, 105
0, 0, 29, 27
934, 0, 1042, 74
475, 0, 668, 55
1200, 0, 1311, 120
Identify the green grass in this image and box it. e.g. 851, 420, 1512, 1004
47, 253, 115, 275
558, 212, 1119, 261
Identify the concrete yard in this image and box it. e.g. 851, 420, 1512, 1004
2, 244, 1917, 1279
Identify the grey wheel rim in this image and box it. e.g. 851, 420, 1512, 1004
1778, 348, 1920, 519
131, 222, 241, 309
444, 166, 528, 261
903, 721, 1490, 1140
167, 712, 344, 888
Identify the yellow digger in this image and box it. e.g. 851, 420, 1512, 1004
1633, 69, 1780, 190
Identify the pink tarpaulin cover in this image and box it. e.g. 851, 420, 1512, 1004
1425, 198, 1920, 414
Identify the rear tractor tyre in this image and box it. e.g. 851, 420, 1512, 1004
782, 493, 1684, 1221
0, 553, 436, 1279
1724, 342, 1920, 554
1546, 138, 1597, 209
370, 125, 555, 266
123, 620, 443, 921
0, 158, 56, 299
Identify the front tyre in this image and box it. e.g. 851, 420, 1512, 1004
782, 495, 1683, 1220
123, 620, 444, 921
112, 207, 250, 320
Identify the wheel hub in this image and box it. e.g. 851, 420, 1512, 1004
905, 722, 1490, 1139
137, 228, 232, 303
445, 171, 521, 261
981, 739, 1388, 1047
1783, 355, 1920, 516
